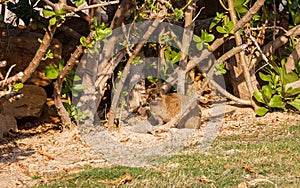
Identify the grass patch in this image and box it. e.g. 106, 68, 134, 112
36, 123, 300, 187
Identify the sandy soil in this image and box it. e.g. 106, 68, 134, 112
0, 102, 299, 188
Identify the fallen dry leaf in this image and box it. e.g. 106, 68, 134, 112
120, 137, 130, 142
237, 178, 277, 188
63, 166, 84, 173
37, 150, 54, 160
200, 175, 214, 183
247, 178, 277, 187
99, 173, 133, 185
238, 182, 248, 188
243, 165, 255, 173
223, 164, 229, 169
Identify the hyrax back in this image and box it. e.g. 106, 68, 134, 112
148, 92, 201, 129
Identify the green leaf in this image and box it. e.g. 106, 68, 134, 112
288, 99, 300, 111
75, 0, 85, 7
252, 14, 261, 21
204, 33, 215, 43
80, 36, 87, 47
58, 9, 68, 15
73, 75, 82, 81
256, 107, 269, 116
49, 17, 57, 25
295, 60, 300, 74
216, 26, 226, 33
45, 64, 59, 79
104, 28, 112, 37
233, 0, 249, 15
13, 83, 24, 91
196, 42, 204, 51
268, 95, 284, 108
209, 12, 224, 31
261, 85, 275, 99
285, 87, 300, 96
283, 72, 298, 84
227, 21, 234, 32
174, 8, 184, 19
253, 91, 266, 104
259, 72, 272, 82
164, 50, 171, 62
273, 75, 280, 85
294, 11, 300, 25
215, 63, 227, 74
37, 38, 42, 43
193, 35, 202, 43
147, 76, 158, 83
43, 9, 56, 17
171, 52, 180, 64
58, 60, 65, 71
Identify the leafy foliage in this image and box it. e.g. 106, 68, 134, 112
215, 63, 227, 75
210, 12, 235, 37
45, 60, 85, 120
80, 20, 112, 52
253, 60, 300, 116
233, 0, 250, 16
193, 30, 215, 51
42, 8, 68, 25
216, 20, 234, 37
174, 8, 184, 19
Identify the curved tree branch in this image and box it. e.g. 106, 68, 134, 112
53, 32, 94, 125
285, 39, 300, 73
228, 0, 257, 106
107, 12, 165, 131
250, 24, 300, 68
21, 24, 57, 82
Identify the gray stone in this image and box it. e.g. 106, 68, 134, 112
0, 29, 62, 86
0, 113, 17, 138
2, 85, 47, 119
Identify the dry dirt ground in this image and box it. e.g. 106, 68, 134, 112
0, 102, 299, 188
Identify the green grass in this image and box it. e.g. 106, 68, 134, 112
36, 123, 300, 187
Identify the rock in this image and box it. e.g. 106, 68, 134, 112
0, 29, 62, 86
2, 85, 47, 119
0, 113, 17, 138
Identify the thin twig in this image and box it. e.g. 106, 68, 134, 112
249, 33, 269, 63
248, 33, 271, 74
192, 7, 204, 23
63, 1, 119, 12
41, 0, 56, 9
253, 24, 300, 65
4, 64, 16, 86
107, 11, 165, 131
272, 0, 277, 41
250, 26, 288, 33
0, 72, 24, 88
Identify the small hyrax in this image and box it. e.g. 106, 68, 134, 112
148, 92, 201, 129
